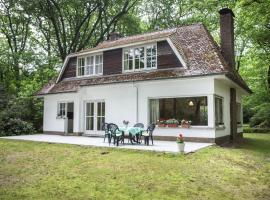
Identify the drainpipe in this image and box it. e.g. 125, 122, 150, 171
133, 82, 139, 123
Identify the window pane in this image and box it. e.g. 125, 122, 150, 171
58, 103, 66, 117
124, 60, 129, 70
147, 58, 151, 68
97, 102, 101, 116
150, 97, 208, 126
86, 103, 94, 116
102, 102, 105, 116
78, 58, 85, 76
215, 97, 223, 125
87, 56, 94, 65
89, 66, 94, 75
86, 117, 94, 130
135, 59, 140, 69
128, 59, 133, 70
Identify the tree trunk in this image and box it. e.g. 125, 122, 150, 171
267, 65, 270, 92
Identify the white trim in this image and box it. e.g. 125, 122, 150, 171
166, 38, 187, 68
147, 96, 209, 127
77, 53, 103, 78
56, 101, 74, 118
84, 100, 105, 135
56, 55, 71, 83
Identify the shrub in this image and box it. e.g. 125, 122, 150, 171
250, 103, 270, 128
0, 97, 38, 136
243, 127, 270, 134
0, 117, 35, 136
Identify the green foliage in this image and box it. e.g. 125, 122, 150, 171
250, 103, 270, 128
243, 127, 270, 134
0, 118, 34, 136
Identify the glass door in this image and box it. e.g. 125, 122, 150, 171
85, 101, 105, 134
85, 102, 94, 131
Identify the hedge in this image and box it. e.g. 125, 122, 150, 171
243, 127, 270, 133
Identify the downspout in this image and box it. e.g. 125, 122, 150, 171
133, 82, 138, 123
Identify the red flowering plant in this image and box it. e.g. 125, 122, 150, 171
176, 134, 184, 143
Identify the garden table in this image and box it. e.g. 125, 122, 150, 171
119, 126, 144, 144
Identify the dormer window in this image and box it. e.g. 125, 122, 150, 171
77, 54, 103, 77
123, 43, 157, 72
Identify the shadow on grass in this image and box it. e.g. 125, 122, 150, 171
239, 134, 270, 155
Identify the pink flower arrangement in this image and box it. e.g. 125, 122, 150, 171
176, 133, 184, 143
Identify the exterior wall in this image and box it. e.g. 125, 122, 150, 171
103, 48, 122, 75
43, 76, 245, 142
214, 79, 231, 138
136, 77, 215, 138
214, 79, 244, 138
157, 41, 182, 69
61, 57, 77, 80
43, 76, 218, 139
43, 93, 80, 133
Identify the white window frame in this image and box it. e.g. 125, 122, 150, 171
57, 102, 67, 118
77, 53, 103, 77
215, 95, 224, 126
122, 43, 157, 73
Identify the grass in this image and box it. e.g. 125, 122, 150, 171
0, 133, 269, 200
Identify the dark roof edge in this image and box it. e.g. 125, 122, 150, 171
225, 73, 252, 94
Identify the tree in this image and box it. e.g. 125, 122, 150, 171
25, 0, 138, 61
0, 0, 31, 93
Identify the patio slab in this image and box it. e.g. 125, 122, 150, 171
0, 134, 213, 153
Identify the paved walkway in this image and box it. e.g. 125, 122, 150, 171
1, 134, 213, 154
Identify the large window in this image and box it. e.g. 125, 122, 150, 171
123, 44, 157, 72
78, 54, 103, 77
215, 96, 224, 126
149, 97, 208, 126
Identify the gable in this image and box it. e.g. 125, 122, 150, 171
157, 40, 182, 69
61, 57, 77, 80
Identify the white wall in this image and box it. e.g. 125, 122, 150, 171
214, 79, 231, 137
43, 93, 80, 133
214, 79, 245, 137
79, 77, 215, 138
43, 76, 246, 139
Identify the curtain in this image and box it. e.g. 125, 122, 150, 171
150, 99, 159, 124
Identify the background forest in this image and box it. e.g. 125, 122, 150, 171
0, 0, 269, 135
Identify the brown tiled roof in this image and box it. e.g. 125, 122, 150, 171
70, 27, 178, 55
37, 24, 251, 95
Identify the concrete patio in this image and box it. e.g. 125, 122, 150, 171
0, 134, 213, 153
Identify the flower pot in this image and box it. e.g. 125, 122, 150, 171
181, 124, 190, 128
158, 124, 166, 127
168, 124, 178, 128
177, 143, 185, 153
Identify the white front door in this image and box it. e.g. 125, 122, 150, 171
85, 101, 105, 135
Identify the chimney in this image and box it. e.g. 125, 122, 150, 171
219, 8, 235, 70
108, 32, 121, 41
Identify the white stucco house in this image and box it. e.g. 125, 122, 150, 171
37, 8, 251, 144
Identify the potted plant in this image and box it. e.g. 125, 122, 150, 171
166, 119, 179, 128
157, 119, 166, 127
176, 133, 185, 153
181, 119, 191, 128
123, 120, 129, 128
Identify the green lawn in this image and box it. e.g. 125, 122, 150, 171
0, 134, 269, 200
